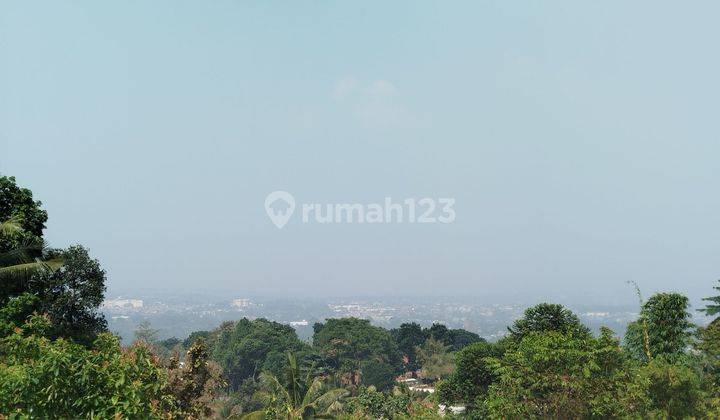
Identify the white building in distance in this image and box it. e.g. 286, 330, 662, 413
103, 298, 143, 310
232, 298, 251, 308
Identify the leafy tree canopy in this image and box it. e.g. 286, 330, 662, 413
0, 176, 47, 254
0, 320, 179, 418
481, 329, 648, 418
391, 322, 425, 371
313, 317, 402, 388
436, 340, 505, 405
625, 292, 693, 361
507, 302, 590, 340
447, 328, 484, 351
701, 280, 720, 318
212, 318, 308, 389
30, 245, 108, 345
415, 338, 454, 382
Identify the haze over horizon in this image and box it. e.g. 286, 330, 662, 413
2, 2, 719, 303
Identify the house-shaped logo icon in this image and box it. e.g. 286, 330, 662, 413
264, 191, 295, 229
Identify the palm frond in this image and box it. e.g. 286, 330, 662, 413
0, 215, 23, 237
0, 258, 63, 282
312, 388, 348, 412
259, 371, 292, 403
0, 246, 42, 268
301, 377, 325, 407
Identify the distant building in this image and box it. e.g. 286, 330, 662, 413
289, 320, 309, 327
103, 298, 143, 309
232, 298, 251, 308
409, 384, 435, 393
438, 404, 466, 415
583, 312, 610, 317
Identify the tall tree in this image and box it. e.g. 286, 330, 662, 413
437, 340, 505, 405
415, 337, 454, 382
165, 338, 224, 418
134, 320, 160, 344
212, 318, 308, 389
313, 318, 402, 388
425, 323, 451, 344
0, 178, 105, 345
0, 176, 47, 254
696, 319, 720, 388
30, 245, 107, 345
701, 280, 720, 318
448, 328, 484, 351
392, 322, 426, 372
507, 303, 590, 340
625, 293, 693, 361
0, 216, 62, 299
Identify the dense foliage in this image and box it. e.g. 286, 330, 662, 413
624, 292, 694, 362
313, 317, 402, 390
0, 176, 47, 254
211, 318, 309, 390
0, 323, 173, 418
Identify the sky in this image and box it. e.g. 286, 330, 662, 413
1, 1, 719, 303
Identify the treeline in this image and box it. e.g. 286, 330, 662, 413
2, 174, 720, 419
437, 298, 720, 417
152, 294, 720, 418
146, 317, 481, 414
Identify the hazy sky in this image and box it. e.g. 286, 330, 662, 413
2, 2, 718, 303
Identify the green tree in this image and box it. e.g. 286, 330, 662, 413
507, 302, 590, 340
425, 323, 451, 345
245, 352, 347, 419
135, 320, 160, 344
359, 360, 397, 391
165, 338, 225, 418
0, 292, 41, 336
481, 329, 648, 418
436, 340, 505, 405
392, 322, 426, 372
448, 328, 484, 351
696, 318, 720, 388
415, 338, 454, 382
0, 317, 180, 418
625, 292, 693, 361
0, 176, 47, 254
313, 318, 402, 388
639, 355, 713, 418
212, 318, 308, 389
184, 329, 211, 348
159, 336, 182, 351
0, 216, 62, 298
701, 279, 720, 318
29, 245, 107, 345
1, 225, 103, 346
0, 177, 106, 345
344, 386, 411, 419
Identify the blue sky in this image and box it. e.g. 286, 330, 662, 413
1, 2, 719, 302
